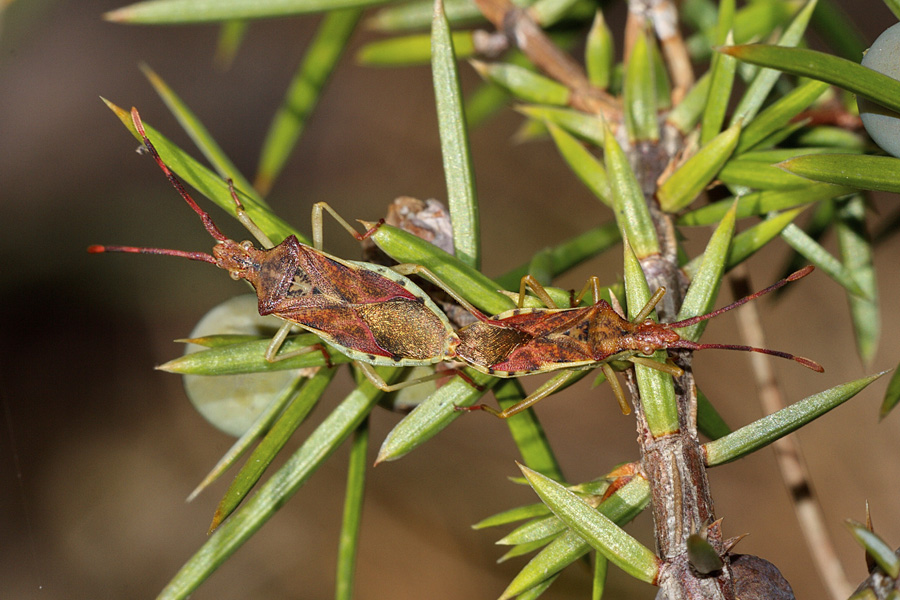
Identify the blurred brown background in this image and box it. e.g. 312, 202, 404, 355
2, 0, 899, 598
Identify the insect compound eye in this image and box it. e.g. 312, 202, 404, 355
240, 240, 254, 251
858, 22, 900, 157
641, 345, 655, 356
229, 270, 242, 281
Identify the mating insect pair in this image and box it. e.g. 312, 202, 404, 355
91, 108, 823, 420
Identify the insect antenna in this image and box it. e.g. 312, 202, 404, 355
663, 266, 822, 372
128, 107, 231, 244
668, 339, 824, 372
666, 265, 814, 329
86, 244, 217, 264
88, 108, 237, 264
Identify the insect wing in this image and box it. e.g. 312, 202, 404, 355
455, 320, 531, 373
306, 249, 422, 304
457, 308, 599, 376
497, 309, 601, 374
262, 247, 456, 366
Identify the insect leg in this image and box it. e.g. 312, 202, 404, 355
355, 363, 484, 393
516, 275, 560, 309
457, 370, 582, 419
263, 321, 333, 366
226, 180, 275, 249
572, 276, 605, 306
512, 275, 605, 309
600, 363, 631, 415
628, 356, 684, 377
263, 322, 295, 362
631, 286, 668, 323
390, 264, 493, 322
311, 202, 384, 252
352, 362, 453, 392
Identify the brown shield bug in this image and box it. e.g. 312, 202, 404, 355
89, 108, 484, 391
453, 267, 823, 418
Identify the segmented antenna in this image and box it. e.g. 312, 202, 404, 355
669, 338, 824, 372
665, 266, 823, 372
86, 244, 217, 263
87, 108, 230, 265
667, 266, 814, 329
128, 107, 230, 244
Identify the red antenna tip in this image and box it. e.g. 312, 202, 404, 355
87, 245, 106, 254
787, 265, 815, 282
795, 356, 825, 373
131, 106, 146, 138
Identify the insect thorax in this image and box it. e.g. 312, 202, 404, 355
288, 268, 315, 297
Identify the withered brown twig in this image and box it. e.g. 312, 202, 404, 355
728, 265, 853, 600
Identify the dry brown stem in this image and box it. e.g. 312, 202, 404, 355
473, 0, 621, 118
728, 266, 853, 600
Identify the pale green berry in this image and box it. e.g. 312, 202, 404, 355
184, 295, 295, 436
858, 22, 900, 158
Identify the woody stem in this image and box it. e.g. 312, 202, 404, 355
625, 107, 735, 600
